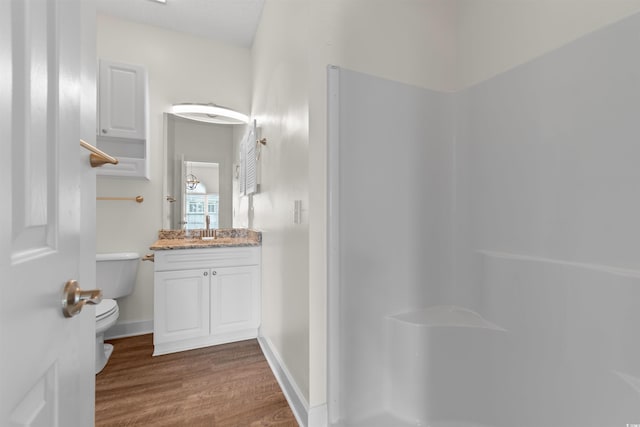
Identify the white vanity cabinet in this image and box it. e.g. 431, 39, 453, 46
153, 247, 261, 356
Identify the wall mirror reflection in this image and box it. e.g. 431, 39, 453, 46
183, 161, 220, 230
163, 113, 239, 230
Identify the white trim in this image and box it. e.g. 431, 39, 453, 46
258, 334, 309, 427
153, 328, 258, 356
326, 64, 341, 424
308, 404, 328, 427
104, 319, 153, 340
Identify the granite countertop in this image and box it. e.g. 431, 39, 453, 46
150, 229, 261, 250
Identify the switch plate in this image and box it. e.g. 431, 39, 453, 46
294, 200, 302, 224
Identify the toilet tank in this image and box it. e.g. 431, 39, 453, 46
96, 252, 140, 299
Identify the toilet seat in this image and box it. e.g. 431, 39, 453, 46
96, 298, 118, 321
95, 299, 119, 337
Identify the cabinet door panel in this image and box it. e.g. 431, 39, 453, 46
211, 266, 260, 334
154, 269, 210, 344
98, 60, 146, 140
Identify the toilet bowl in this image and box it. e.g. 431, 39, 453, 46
95, 252, 140, 374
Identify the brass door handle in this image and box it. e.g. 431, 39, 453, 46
61, 280, 103, 318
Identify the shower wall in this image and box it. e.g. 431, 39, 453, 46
330, 11, 640, 426
454, 12, 640, 308
330, 68, 454, 422
450, 12, 640, 425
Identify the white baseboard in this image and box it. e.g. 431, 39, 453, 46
258, 335, 329, 427
105, 319, 153, 340
153, 328, 258, 356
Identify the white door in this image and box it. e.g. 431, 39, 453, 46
0, 0, 95, 426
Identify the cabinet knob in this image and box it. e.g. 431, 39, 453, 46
101, 129, 107, 134
212, 271, 217, 275
203, 272, 208, 276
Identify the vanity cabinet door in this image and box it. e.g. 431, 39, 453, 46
210, 265, 261, 335
154, 269, 210, 344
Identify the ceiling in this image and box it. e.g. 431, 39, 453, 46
95, 0, 265, 49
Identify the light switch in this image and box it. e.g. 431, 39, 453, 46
294, 200, 302, 224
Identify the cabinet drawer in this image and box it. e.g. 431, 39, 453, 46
154, 247, 260, 271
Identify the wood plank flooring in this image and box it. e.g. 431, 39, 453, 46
96, 334, 298, 427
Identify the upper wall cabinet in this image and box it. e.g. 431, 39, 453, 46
96, 59, 149, 179
99, 60, 146, 139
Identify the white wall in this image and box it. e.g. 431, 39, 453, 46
96, 15, 251, 326
310, 0, 459, 92
248, 0, 311, 406
456, 0, 640, 89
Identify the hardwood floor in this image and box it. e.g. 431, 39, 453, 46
96, 334, 298, 427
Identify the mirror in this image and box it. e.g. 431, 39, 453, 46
163, 113, 241, 230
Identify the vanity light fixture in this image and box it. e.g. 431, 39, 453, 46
185, 161, 200, 190
185, 173, 199, 190
171, 103, 249, 125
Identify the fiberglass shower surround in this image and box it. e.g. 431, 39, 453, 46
327, 12, 640, 427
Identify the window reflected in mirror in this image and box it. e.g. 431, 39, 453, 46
183, 161, 219, 230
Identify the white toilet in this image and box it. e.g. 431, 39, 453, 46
95, 252, 140, 374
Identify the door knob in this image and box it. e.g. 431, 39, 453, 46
61, 280, 103, 318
